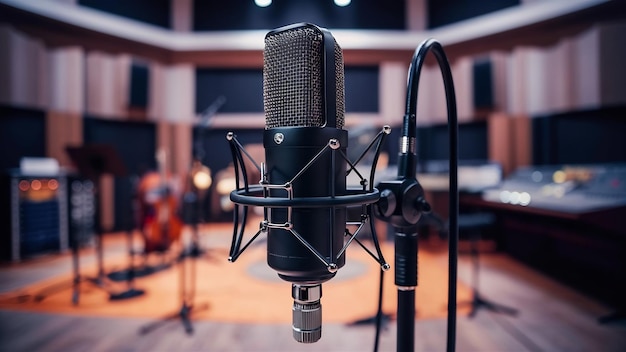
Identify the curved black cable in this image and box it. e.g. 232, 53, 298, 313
404, 38, 459, 352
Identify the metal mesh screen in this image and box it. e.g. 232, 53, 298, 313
264, 25, 345, 129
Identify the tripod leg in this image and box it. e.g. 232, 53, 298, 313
127, 230, 138, 289
138, 253, 191, 336
179, 247, 194, 334
467, 231, 517, 318
109, 230, 145, 301
72, 238, 80, 305
138, 311, 180, 335
180, 303, 193, 334
474, 293, 518, 316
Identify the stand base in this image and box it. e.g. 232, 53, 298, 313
180, 244, 226, 263
107, 262, 171, 282
110, 288, 145, 301
86, 275, 108, 287
462, 291, 518, 318
347, 313, 393, 328
139, 302, 209, 335
34, 275, 113, 304
187, 243, 205, 258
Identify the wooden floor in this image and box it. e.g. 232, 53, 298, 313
1, 225, 625, 352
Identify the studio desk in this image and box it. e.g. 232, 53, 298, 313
419, 164, 626, 309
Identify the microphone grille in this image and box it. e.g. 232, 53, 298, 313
264, 24, 345, 129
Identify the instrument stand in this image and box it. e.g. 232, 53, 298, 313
139, 242, 209, 335
65, 145, 141, 303
106, 178, 153, 293
187, 223, 205, 258
33, 184, 116, 304
347, 263, 393, 329
179, 191, 222, 263
108, 229, 145, 300
467, 285, 518, 318
88, 231, 107, 286
348, 313, 393, 327
184, 222, 224, 263
29, 224, 70, 303
459, 216, 517, 318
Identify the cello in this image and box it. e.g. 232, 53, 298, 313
139, 149, 183, 253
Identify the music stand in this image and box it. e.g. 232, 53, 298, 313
66, 144, 144, 302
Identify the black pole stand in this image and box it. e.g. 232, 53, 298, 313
375, 179, 431, 352
461, 227, 517, 318
181, 194, 210, 260
138, 238, 209, 335
184, 95, 226, 262
395, 230, 420, 352
184, 222, 223, 263
108, 228, 145, 301
373, 38, 459, 352
84, 228, 109, 290
187, 222, 204, 257
346, 265, 393, 327
65, 145, 143, 302
105, 177, 150, 300
33, 176, 119, 304
33, 185, 92, 305
139, 186, 211, 335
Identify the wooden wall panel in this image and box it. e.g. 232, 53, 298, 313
46, 111, 82, 167
488, 113, 513, 175
488, 113, 532, 176
512, 115, 532, 170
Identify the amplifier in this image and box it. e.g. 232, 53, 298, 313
0, 172, 96, 261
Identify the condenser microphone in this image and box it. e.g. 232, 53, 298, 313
263, 22, 346, 343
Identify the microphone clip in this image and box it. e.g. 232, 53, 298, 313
375, 177, 431, 231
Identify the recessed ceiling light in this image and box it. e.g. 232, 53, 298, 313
334, 0, 351, 7
255, 0, 272, 7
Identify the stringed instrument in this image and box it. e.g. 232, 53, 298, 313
139, 149, 183, 253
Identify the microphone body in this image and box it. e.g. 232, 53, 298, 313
264, 127, 347, 284
262, 22, 346, 343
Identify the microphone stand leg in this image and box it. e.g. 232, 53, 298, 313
179, 302, 193, 334
461, 233, 517, 318
110, 230, 145, 301
468, 291, 518, 318
72, 240, 81, 305
33, 230, 84, 304
346, 269, 393, 329
138, 243, 210, 336
97, 231, 105, 282
397, 289, 415, 352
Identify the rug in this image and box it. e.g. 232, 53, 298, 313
0, 226, 470, 324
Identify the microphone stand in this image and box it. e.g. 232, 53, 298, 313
375, 38, 458, 352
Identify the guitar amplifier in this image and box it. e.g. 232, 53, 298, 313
0, 171, 68, 261
0, 170, 96, 261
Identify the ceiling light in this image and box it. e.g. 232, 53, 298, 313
334, 0, 351, 6
255, 0, 272, 7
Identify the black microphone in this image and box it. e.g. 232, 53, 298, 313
263, 22, 346, 343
